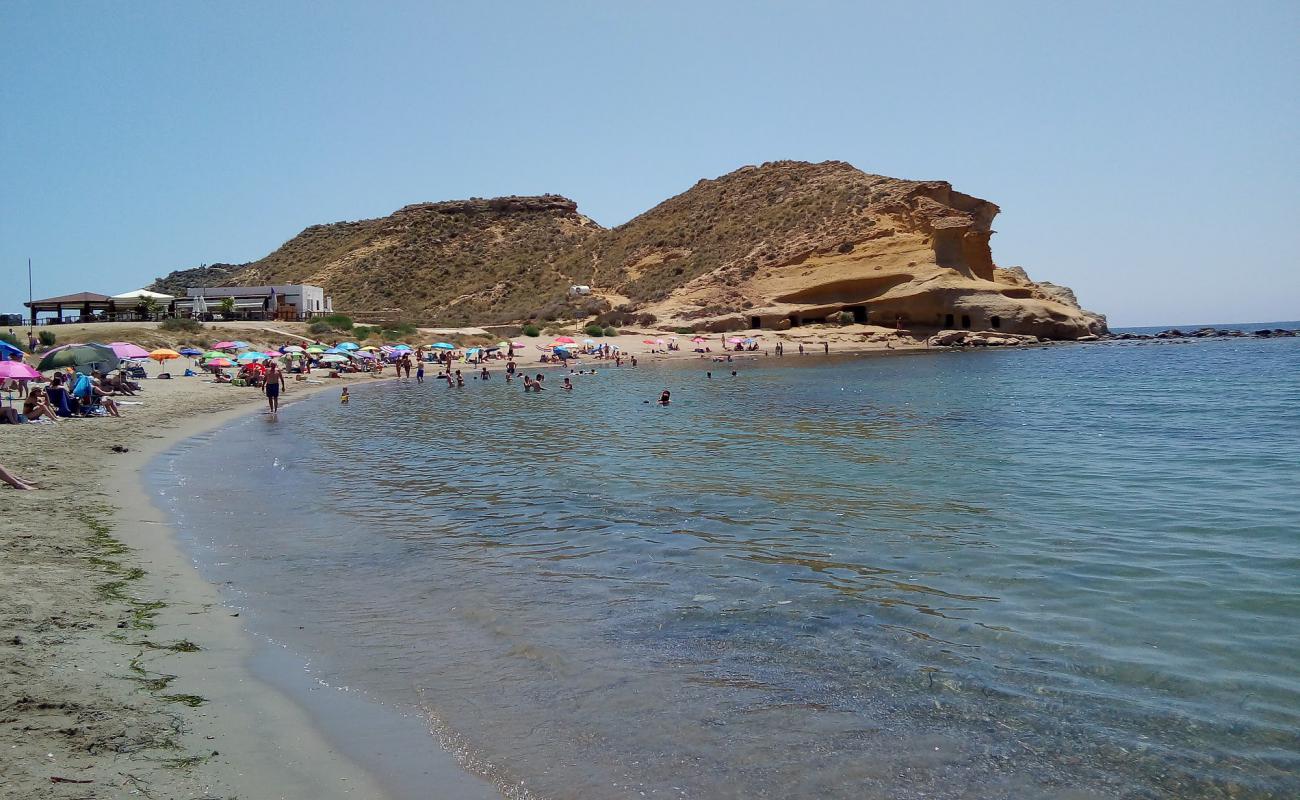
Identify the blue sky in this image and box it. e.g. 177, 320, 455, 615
1, 1, 1296, 326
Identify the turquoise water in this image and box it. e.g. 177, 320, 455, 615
153, 337, 1300, 799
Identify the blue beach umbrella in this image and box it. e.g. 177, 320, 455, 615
237, 352, 269, 362
178, 347, 203, 356
0, 340, 25, 358
337, 342, 359, 351
433, 342, 455, 350
391, 344, 411, 351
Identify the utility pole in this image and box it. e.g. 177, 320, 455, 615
27, 258, 33, 336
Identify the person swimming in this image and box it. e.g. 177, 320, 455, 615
658, 389, 671, 405
340, 387, 349, 404
562, 376, 573, 391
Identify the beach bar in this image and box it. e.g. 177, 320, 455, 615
24, 291, 117, 325
175, 284, 332, 321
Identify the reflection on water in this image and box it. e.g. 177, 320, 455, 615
155, 339, 1300, 799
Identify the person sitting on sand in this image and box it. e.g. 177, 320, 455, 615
0, 463, 37, 490
214, 369, 231, 383
88, 379, 122, 417
22, 387, 59, 423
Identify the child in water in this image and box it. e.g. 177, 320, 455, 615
340, 387, 349, 404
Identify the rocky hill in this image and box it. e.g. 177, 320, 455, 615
153, 161, 1105, 338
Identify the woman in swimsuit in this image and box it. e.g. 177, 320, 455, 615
22, 388, 59, 423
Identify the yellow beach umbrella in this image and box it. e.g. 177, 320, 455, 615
149, 348, 181, 363
359, 345, 380, 351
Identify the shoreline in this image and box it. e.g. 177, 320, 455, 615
0, 370, 404, 799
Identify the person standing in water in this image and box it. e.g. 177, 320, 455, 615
265, 361, 285, 413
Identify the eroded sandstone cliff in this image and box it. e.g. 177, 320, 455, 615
153, 161, 1105, 338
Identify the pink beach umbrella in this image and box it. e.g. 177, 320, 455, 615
554, 336, 577, 344
212, 341, 238, 350
727, 337, 747, 344
511, 342, 527, 349
108, 342, 151, 360
0, 361, 43, 381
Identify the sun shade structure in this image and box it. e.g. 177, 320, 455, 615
108, 342, 151, 359
0, 361, 42, 380
148, 348, 181, 363
35, 343, 119, 373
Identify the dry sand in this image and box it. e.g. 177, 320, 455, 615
0, 366, 406, 799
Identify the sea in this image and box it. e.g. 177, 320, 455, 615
149, 323, 1300, 800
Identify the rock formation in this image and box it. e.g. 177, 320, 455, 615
153, 161, 1105, 338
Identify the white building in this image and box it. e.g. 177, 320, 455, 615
175, 284, 333, 320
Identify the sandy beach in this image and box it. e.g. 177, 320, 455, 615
0, 322, 971, 799
0, 365, 407, 799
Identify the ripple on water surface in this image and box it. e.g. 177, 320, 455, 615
155, 338, 1300, 799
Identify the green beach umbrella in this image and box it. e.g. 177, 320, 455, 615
36, 343, 120, 373
201, 350, 226, 360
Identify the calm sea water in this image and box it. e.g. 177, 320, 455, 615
152, 335, 1300, 800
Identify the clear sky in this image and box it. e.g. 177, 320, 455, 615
2, 1, 1296, 327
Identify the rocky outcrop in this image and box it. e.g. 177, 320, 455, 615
558, 161, 1106, 340
152, 161, 1105, 338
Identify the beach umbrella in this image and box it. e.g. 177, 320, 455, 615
200, 350, 226, 360
0, 361, 42, 381
432, 342, 455, 350
207, 357, 233, 368
554, 336, 577, 344
337, 342, 359, 351
392, 344, 411, 350
642, 339, 656, 344
282, 345, 304, 353
237, 352, 269, 362
319, 353, 348, 364
727, 337, 747, 344
351, 350, 376, 360
149, 348, 181, 364
108, 342, 151, 360
178, 347, 203, 356
232, 340, 250, 348
212, 341, 238, 350
360, 345, 380, 351
497, 341, 510, 349
691, 336, 707, 343
306, 345, 326, 354
36, 343, 119, 373
655, 338, 666, 345
0, 340, 25, 358
582, 338, 595, 345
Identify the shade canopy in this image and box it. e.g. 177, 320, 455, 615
112, 289, 174, 301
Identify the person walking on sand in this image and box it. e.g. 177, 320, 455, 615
824, 342, 829, 354
265, 361, 285, 413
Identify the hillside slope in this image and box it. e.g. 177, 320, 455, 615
560, 160, 1105, 338
153, 161, 1105, 338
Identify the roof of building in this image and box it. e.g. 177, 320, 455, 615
25, 291, 113, 307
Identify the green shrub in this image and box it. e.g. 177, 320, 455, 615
522, 324, 540, 337
38, 330, 56, 347
0, 331, 21, 349
674, 327, 693, 334
352, 325, 373, 340
159, 317, 203, 333
584, 323, 604, 337
839, 311, 855, 325
322, 314, 353, 330
603, 326, 618, 337
381, 322, 418, 338
307, 320, 333, 335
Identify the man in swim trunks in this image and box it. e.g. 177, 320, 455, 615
265, 362, 284, 413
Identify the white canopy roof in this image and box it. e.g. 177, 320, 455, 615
112, 289, 174, 300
